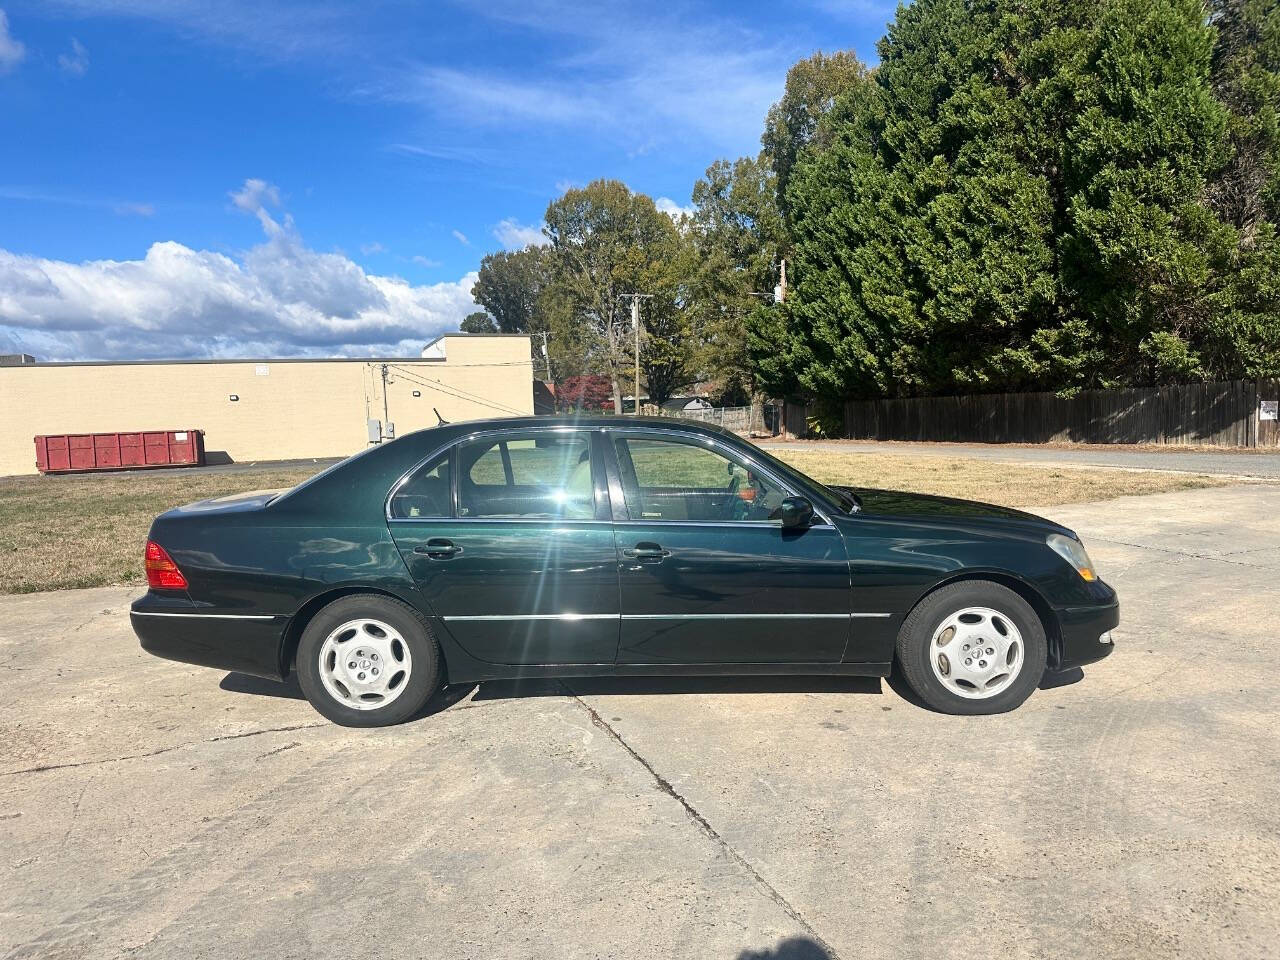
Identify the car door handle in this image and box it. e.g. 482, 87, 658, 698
623, 541, 670, 561
414, 539, 462, 559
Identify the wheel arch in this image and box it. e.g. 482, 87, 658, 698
279, 586, 445, 676
906, 571, 1064, 669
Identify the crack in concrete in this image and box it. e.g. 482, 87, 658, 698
0, 722, 328, 778
560, 681, 843, 960
1088, 535, 1277, 570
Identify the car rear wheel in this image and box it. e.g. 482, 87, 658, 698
296, 595, 441, 727
894, 581, 1047, 715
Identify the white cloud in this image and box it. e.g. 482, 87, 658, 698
451, 229, 470, 246
229, 178, 284, 232
0, 9, 26, 74
39, 0, 359, 63
360, 241, 385, 255
0, 179, 479, 360
1, 186, 154, 215
58, 37, 89, 76
393, 0, 788, 153
39, 1, 798, 158
412, 255, 442, 268
655, 197, 694, 221
387, 143, 504, 166
492, 218, 546, 250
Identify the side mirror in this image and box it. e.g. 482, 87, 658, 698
779, 495, 814, 530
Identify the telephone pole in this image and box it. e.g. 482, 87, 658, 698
618, 293, 653, 415
538, 330, 551, 381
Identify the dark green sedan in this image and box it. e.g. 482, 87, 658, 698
131, 416, 1118, 725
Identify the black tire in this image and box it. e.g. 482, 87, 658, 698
295, 594, 442, 727
894, 581, 1047, 715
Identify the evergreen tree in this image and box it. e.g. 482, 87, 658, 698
1201, 0, 1280, 379
769, 0, 1277, 398
688, 154, 786, 402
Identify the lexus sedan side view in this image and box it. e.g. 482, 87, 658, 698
131, 416, 1118, 726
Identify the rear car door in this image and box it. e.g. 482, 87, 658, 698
387, 428, 620, 665
606, 430, 852, 664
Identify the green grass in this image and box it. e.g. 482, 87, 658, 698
0, 467, 317, 594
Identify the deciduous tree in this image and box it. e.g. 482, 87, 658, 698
543, 180, 691, 412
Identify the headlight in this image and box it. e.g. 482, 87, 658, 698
1047, 533, 1097, 582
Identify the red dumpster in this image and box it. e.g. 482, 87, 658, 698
34, 430, 206, 474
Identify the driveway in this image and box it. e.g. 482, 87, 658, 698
1, 484, 1277, 960
757, 439, 1280, 478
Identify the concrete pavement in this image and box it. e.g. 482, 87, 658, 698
2, 484, 1278, 959
758, 439, 1280, 478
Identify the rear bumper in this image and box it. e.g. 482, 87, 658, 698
130, 594, 288, 681
1053, 589, 1119, 670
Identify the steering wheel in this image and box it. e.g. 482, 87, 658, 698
722, 473, 745, 520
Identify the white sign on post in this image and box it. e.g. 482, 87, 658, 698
1261, 400, 1279, 422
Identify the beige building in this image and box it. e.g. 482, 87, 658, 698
0, 334, 534, 477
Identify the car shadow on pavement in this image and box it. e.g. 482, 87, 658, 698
220, 666, 1082, 718
468, 674, 885, 703
737, 937, 832, 959
220, 672, 307, 700
1040, 666, 1085, 689
219, 671, 475, 718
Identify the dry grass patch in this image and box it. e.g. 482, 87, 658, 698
769, 450, 1231, 507
0, 467, 319, 594
0, 451, 1235, 595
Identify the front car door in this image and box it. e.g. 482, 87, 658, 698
606, 429, 852, 664
387, 428, 619, 665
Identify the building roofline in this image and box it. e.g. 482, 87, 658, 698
422, 332, 534, 348
0, 356, 449, 368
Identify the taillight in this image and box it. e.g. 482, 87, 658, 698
145, 540, 188, 590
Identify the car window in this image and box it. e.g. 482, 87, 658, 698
388, 452, 452, 519
459, 433, 595, 519
613, 436, 787, 523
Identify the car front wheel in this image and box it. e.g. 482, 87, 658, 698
295, 594, 441, 727
894, 581, 1047, 715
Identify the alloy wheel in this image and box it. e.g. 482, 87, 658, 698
927, 606, 1024, 700
318, 618, 413, 711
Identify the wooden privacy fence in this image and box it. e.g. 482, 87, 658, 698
830, 380, 1280, 447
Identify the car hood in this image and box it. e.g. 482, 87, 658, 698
831, 485, 1073, 536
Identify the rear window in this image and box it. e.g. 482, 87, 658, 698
388, 452, 452, 519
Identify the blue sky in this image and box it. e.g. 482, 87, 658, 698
0, 1, 890, 360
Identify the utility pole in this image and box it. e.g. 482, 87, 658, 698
379, 363, 392, 441
618, 293, 653, 415
537, 330, 552, 381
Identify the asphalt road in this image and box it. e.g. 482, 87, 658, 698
758, 439, 1280, 478
2, 484, 1278, 960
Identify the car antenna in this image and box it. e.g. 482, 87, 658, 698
434, 407, 449, 426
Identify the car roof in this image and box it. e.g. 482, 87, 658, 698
426, 415, 736, 439
271, 414, 744, 518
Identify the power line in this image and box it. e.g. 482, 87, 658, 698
386, 365, 525, 415
384, 364, 528, 416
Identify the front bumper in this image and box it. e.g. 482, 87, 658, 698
130, 593, 289, 680
1053, 588, 1119, 670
